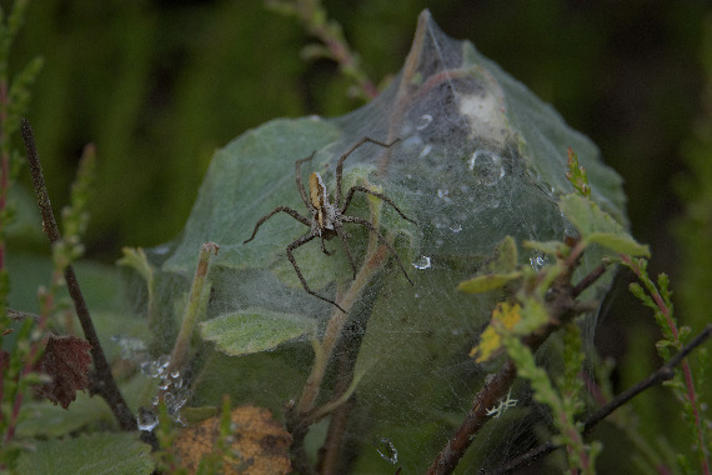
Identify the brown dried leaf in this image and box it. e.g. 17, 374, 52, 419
35, 334, 92, 409
173, 405, 291, 474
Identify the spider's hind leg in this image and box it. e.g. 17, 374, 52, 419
335, 225, 358, 279
342, 215, 413, 286
287, 233, 347, 313
336, 137, 401, 206
319, 235, 332, 256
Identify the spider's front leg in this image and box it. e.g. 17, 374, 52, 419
243, 206, 311, 244
287, 233, 347, 313
295, 151, 317, 211
335, 137, 401, 206
341, 185, 416, 225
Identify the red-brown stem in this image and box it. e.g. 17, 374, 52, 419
0, 79, 8, 272
428, 361, 518, 474
428, 264, 580, 473
621, 255, 709, 475
21, 119, 137, 432
4, 287, 52, 442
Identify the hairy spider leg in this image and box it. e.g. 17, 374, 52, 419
341, 185, 417, 225
319, 234, 332, 256
334, 224, 358, 279
335, 137, 401, 206
295, 151, 317, 211
243, 206, 311, 244
287, 233, 346, 313
341, 215, 414, 286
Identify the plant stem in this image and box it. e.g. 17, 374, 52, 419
621, 255, 710, 474
0, 79, 8, 274
168, 242, 218, 375
295, 243, 388, 416
492, 324, 712, 474
427, 259, 589, 473
21, 118, 136, 431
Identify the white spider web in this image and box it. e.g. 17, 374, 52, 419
126, 9, 627, 473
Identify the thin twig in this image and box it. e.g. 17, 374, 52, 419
491, 324, 712, 474
572, 263, 608, 298
584, 323, 712, 433
21, 118, 136, 431
427, 268, 581, 474
6, 308, 40, 322
621, 255, 710, 474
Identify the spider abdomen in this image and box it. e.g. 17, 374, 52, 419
309, 172, 338, 233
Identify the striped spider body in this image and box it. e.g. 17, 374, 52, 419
243, 137, 415, 312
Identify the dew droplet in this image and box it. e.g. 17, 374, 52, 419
153, 244, 171, 255
449, 224, 462, 233
529, 254, 547, 271
416, 114, 433, 130
171, 370, 181, 379
412, 256, 431, 270
417, 144, 432, 159
468, 150, 505, 186
376, 437, 399, 464
137, 407, 158, 432
436, 188, 452, 203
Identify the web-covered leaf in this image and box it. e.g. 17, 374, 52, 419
141, 10, 630, 471
200, 309, 317, 356
560, 193, 649, 256
15, 432, 154, 474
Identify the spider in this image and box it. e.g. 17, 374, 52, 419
243, 137, 416, 312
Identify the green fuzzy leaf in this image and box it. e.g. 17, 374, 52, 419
200, 309, 317, 356
16, 393, 112, 438
522, 239, 565, 256
16, 432, 154, 474
559, 194, 647, 256
487, 235, 518, 273
457, 271, 522, 294
587, 232, 650, 257
516, 296, 550, 334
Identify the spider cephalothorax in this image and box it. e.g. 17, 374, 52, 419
243, 137, 415, 312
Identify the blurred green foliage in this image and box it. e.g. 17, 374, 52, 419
7, 0, 707, 259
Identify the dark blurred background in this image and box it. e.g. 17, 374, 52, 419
8, 0, 712, 471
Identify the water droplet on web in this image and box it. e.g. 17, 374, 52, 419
137, 407, 158, 432
449, 224, 462, 233
436, 188, 452, 203
171, 370, 180, 379
412, 256, 431, 270
153, 244, 171, 255
468, 150, 505, 186
110, 335, 147, 360
376, 437, 399, 464
529, 254, 547, 271
417, 144, 432, 159
416, 114, 433, 130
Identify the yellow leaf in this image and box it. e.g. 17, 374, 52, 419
469, 302, 521, 362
